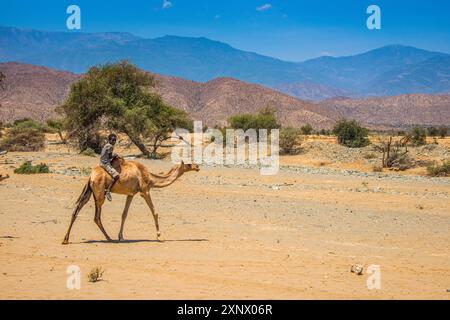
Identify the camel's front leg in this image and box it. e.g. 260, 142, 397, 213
118, 195, 133, 241
94, 197, 112, 242
141, 192, 160, 240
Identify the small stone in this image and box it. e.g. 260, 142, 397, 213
351, 264, 364, 275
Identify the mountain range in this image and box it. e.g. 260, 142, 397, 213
1, 62, 449, 130
1, 26, 449, 100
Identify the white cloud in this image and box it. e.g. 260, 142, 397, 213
162, 0, 172, 9
256, 3, 272, 11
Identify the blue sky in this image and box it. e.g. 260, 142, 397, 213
1, 0, 450, 61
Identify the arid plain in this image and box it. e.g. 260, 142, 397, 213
1, 136, 449, 299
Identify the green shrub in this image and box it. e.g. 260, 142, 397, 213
229, 106, 280, 133
0, 127, 45, 151
427, 161, 450, 177
14, 161, 49, 174
13, 118, 46, 131
410, 127, 427, 146
318, 129, 331, 136
427, 127, 439, 137
279, 127, 302, 155
438, 126, 448, 138
333, 120, 370, 148
300, 124, 313, 135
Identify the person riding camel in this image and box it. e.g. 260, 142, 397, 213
100, 133, 120, 201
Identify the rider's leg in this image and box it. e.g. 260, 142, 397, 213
102, 164, 120, 201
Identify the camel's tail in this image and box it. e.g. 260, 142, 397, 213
76, 178, 92, 205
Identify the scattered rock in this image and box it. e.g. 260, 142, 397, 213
350, 264, 364, 275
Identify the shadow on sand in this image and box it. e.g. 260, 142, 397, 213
77, 238, 209, 244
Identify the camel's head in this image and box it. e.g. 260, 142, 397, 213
181, 162, 200, 173
0, 173, 10, 183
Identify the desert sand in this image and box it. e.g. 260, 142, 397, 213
1, 141, 450, 299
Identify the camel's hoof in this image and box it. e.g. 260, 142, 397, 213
62, 240, 69, 245
118, 236, 124, 242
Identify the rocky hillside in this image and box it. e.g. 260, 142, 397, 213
1, 62, 449, 130
320, 95, 450, 129
154, 75, 334, 127
0, 62, 80, 122
0, 62, 335, 128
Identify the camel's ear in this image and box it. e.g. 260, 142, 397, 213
181, 160, 185, 165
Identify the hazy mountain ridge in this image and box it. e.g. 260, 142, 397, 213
1, 26, 449, 99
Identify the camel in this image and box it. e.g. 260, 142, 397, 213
0, 173, 9, 183
62, 157, 200, 245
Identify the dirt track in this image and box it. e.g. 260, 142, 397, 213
1, 152, 450, 299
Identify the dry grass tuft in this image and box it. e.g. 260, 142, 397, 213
88, 267, 104, 283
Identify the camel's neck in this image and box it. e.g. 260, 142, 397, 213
149, 165, 184, 188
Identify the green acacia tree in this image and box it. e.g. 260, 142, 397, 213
58, 61, 192, 158
333, 119, 370, 148
228, 106, 280, 132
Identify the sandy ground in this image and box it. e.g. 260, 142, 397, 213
1, 148, 450, 299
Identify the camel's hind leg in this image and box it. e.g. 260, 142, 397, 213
93, 195, 112, 242
141, 192, 160, 240
62, 186, 91, 245
118, 195, 133, 241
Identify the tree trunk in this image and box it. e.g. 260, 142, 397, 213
127, 133, 151, 158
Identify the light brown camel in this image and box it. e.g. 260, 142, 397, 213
62, 158, 199, 245
0, 173, 9, 183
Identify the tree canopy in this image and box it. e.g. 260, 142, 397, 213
333, 119, 370, 148
58, 61, 192, 157
228, 106, 280, 133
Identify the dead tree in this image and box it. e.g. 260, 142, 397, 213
374, 135, 411, 168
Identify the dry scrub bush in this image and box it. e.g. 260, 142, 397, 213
410, 127, 427, 146
374, 135, 414, 171
372, 165, 383, 172
88, 267, 104, 283
279, 127, 302, 155
427, 161, 450, 177
0, 127, 45, 152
